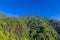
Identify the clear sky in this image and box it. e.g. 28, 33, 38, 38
0, 0, 60, 20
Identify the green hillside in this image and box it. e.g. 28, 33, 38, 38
0, 16, 60, 40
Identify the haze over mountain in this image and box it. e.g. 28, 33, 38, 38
0, 0, 60, 20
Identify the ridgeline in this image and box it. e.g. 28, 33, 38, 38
0, 14, 60, 40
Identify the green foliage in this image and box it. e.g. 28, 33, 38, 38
0, 16, 60, 40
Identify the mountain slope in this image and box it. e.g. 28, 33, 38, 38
0, 16, 60, 40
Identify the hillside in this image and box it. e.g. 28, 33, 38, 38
0, 16, 60, 40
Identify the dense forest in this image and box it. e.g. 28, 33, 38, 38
0, 14, 60, 40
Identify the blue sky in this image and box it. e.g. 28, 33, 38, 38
0, 0, 60, 20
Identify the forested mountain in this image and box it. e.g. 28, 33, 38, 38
0, 16, 60, 40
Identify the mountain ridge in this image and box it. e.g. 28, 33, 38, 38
0, 16, 60, 40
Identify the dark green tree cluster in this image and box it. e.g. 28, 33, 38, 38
0, 15, 60, 40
